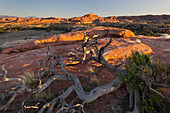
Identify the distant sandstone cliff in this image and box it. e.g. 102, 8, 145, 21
1, 13, 169, 25
0, 13, 118, 24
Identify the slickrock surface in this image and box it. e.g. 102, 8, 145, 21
1, 27, 135, 54
0, 37, 152, 76
0, 28, 169, 113
134, 36, 170, 66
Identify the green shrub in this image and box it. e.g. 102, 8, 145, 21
121, 51, 170, 113
137, 89, 170, 113
123, 51, 152, 91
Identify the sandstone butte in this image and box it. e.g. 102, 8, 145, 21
0, 27, 170, 112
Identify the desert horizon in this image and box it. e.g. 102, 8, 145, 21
1, 13, 170, 18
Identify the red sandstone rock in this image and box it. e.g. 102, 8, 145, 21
34, 27, 135, 44
0, 37, 152, 76
1, 48, 14, 54
1, 14, 170, 24
1, 27, 135, 54
1, 30, 170, 112
97, 38, 152, 65
85, 27, 135, 38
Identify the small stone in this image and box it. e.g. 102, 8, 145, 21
136, 39, 141, 43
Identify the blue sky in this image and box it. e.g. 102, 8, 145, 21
0, 0, 170, 17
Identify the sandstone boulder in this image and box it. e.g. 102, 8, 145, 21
1, 48, 14, 54
96, 38, 152, 65
85, 27, 135, 38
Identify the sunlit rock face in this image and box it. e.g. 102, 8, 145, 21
34, 27, 135, 44
0, 38, 152, 77
1, 27, 170, 108
1, 27, 135, 54
94, 38, 152, 65
0, 13, 120, 24
0, 26, 153, 78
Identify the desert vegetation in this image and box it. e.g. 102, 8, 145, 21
1, 21, 169, 37
121, 51, 170, 113
0, 32, 169, 113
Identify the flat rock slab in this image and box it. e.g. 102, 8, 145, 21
132, 36, 170, 66
0, 37, 152, 78
1, 27, 135, 54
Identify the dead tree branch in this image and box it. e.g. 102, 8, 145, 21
0, 34, 128, 113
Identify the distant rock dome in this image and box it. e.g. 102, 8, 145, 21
83, 13, 99, 18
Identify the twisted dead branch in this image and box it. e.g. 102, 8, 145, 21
0, 33, 142, 113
